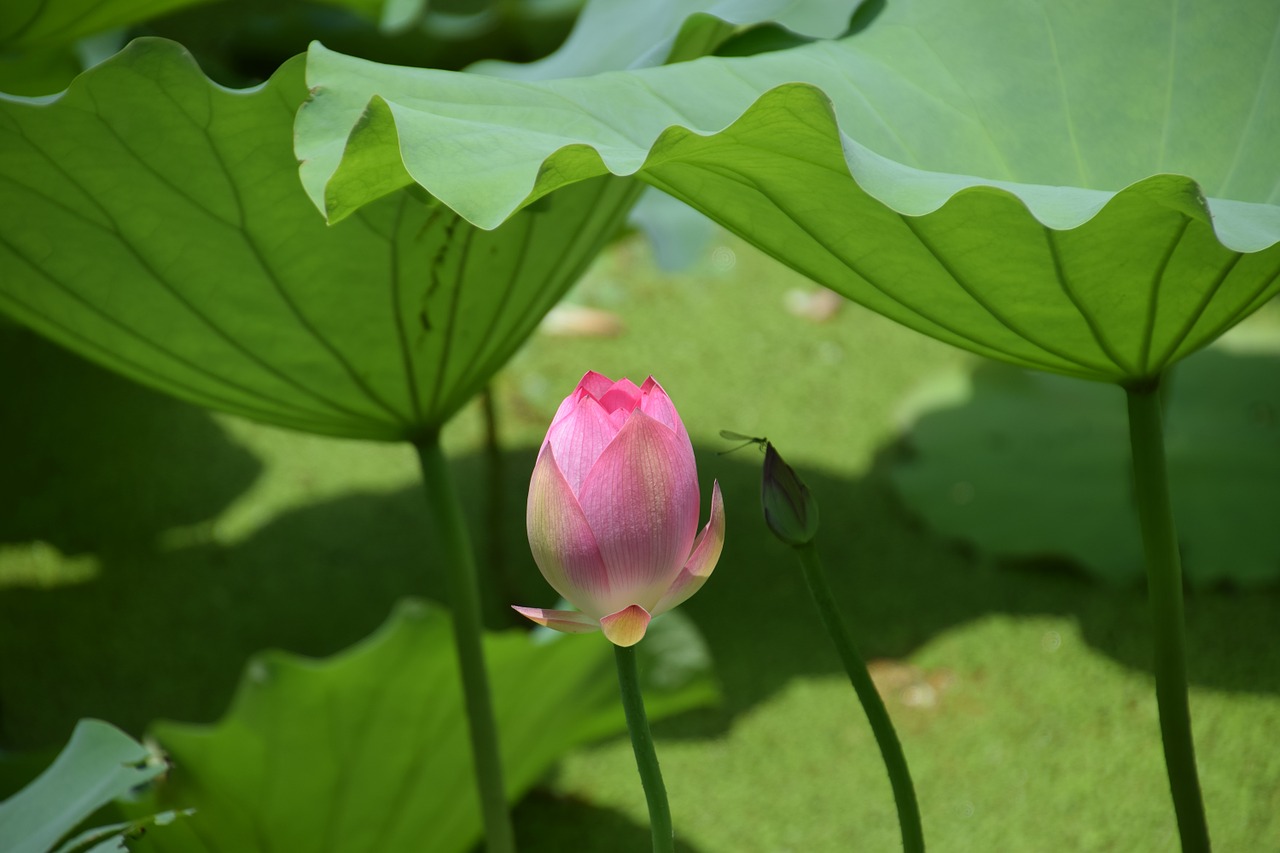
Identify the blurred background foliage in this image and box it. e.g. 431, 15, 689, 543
0, 0, 585, 93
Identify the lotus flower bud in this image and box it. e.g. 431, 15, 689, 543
761, 442, 819, 547
513, 371, 725, 647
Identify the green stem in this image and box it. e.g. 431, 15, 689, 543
1125, 381, 1211, 852
414, 439, 516, 853
480, 385, 509, 606
795, 542, 925, 853
614, 643, 674, 853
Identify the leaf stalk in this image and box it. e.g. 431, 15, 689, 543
414, 439, 516, 853
1125, 380, 1211, 851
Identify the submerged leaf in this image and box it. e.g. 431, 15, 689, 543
120, 599, 716, 853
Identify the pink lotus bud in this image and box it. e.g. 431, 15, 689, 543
513, 371, 725, 647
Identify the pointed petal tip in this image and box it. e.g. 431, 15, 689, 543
637, 380, 686, 439
511, 605, 600, 634
576, 370, 615, 402
599, 377, 643, 414
693, 480, 726, 572
600, 604, 652, 647
653, 480, 725, 615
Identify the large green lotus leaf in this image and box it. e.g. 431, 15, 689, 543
0, 719, 173, 853
120, 599, 716, 853
298, 0, 864, 223
0, 0, 849, 440
471, 0, 864, 273
469, 0, 864, 80
891, 348, 1280, 586
299, 0, 1280, 383
0, 39, 637, 440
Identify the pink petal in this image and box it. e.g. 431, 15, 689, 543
511, 606, 601, 634
598, 377, 643, 414
548, 371, 611, 430
576, 410, 700, 613
600, 604, 652, 647
548, 394, 578, 430
544, 395, 617, 495
638, 376, 691, 450
526, 444, 612, 616
577, 370, 616, 401
654, 481, 725, 615
606, 407, 630, 431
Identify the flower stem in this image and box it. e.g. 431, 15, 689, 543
795, 542, 925, 853
1125, 380, 1211, 852
614, 643, 675, 853
414, 438, 516, 853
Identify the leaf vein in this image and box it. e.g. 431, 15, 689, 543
199, 117, 414, 427
1039, 4, 1091, 186
1215, 12, 1280, 199
898, 214, 1114, 374
1043, 226, 1136, 377
647, 159, 1088, 375
5, 119, 381, 423
1138, 215, 1191, 374
425, 224, 477, 419
0, 233, 351, 428
1148, 252, 1242, 369
380, 192, 425, 426
1177, 257, 1280, 359
877, 33, 1016, 179
448, 203, 537, 399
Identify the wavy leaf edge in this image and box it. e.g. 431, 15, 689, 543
148, 598, 476, 739
302, 59, 1280, 255
0, 38, 287, 105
